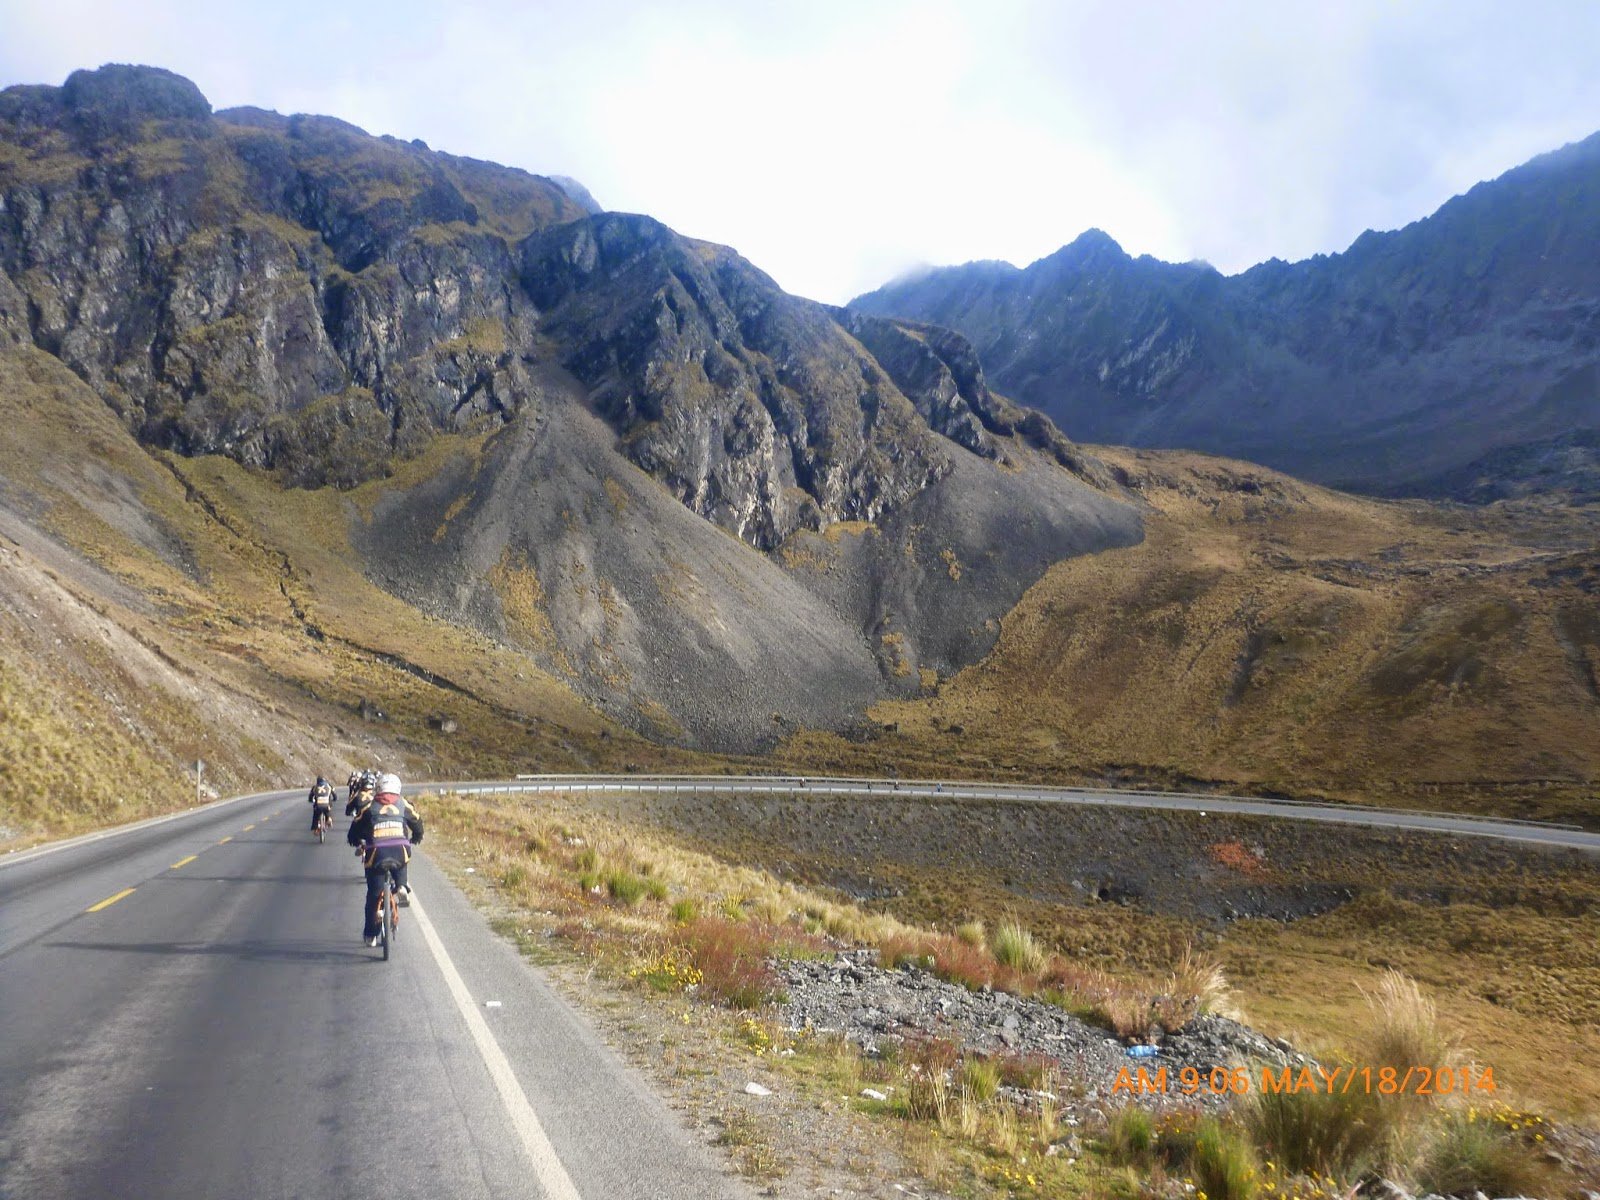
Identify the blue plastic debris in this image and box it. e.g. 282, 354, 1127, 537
1125, 1044, 1160, 1058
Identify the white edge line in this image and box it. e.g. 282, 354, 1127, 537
409, 895, 583, 1200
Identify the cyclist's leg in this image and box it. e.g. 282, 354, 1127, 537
363, 867, 386, 941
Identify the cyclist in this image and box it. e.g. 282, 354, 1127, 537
348, 772, 423, 946
345, 768, 377, 817
308, 776, 334, 835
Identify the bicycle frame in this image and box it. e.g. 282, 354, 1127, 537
357, 841, 409, 960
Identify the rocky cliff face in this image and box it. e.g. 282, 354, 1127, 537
0, 68, 582, 489
852, 135, 1600, 498
0, 64, 1111, 550
522, 214, 948, 549
0, 65, 1142, 748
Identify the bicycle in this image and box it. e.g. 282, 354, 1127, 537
313, 805, 332, 843
357, 844, 405, 961
376, 870, 399, 961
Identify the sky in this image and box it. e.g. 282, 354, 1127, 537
4, 0, 1599, 304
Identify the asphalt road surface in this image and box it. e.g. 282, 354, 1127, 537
3, 774, 1594, 1200
444, 774, 1600, 852
0, 789, 755, 1200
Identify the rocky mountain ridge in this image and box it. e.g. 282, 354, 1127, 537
0, 64, 1141, 748
852, 133, 1600, 499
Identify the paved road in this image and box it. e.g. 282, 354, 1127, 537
438, 774, 1600, 852
0, 790, 754, 1200
2, 774, 1592, 1199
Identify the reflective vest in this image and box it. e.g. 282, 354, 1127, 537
365, 798, 411, 866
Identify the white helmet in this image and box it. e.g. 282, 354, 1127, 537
377, 773, 402, 796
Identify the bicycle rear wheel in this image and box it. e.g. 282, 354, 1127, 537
381, 884, 393, 961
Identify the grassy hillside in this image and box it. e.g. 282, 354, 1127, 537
784, 447, 1600, 826
0, 346, 709, 845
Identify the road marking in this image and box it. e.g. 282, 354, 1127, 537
243, 824, 255, 832
218, 836, 232, 844
410, 897, 582, 1200
0, 788, 290, 873
86, 888, 135, 912
171, 855, 197, 869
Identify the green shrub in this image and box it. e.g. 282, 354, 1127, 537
645, 878, 670, 902
992, 922, 1045, 973
954, 919, 986, 948
961, 1056, 1000, 1103
1414, 1112, 1557, 1197
1107, 1104, 1156, 1165
1193, 1118, 1258, 1200
670, 898, 700, 924
1247, 1081, 1388, 1181
606, 871, 647, 905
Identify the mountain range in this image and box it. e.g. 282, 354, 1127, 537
0, 65, 1596, 835
0, 64, 1138, 752
852, 134, 1600, 501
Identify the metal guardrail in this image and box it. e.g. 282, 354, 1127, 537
417, 774, 1599, 846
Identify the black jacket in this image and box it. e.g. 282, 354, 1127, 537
347, 796, 424, 861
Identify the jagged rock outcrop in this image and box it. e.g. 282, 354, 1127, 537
0, 65, 581, 485
0, 64, 1115, 553
831, 309, 1117, 488
522, 214, 949, 548
853, 134, 1600, 499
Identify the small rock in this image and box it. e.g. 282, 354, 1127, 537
1358, 1178, 1412, 1200
743, 1082, 772, 1097
861, 1088, 887, 1101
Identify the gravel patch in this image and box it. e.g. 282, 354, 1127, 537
780, 949, 1307, 1112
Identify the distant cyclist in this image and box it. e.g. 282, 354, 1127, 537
308, 776, 334, 835
347, 773, 423, 946
345, 768, 378, 817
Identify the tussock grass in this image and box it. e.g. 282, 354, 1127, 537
1193, 1117, 1259, 1200
1359, 969, 1460, 1075
1247, 1082, 1388, 1181
991, 922, 1045, 973
1107, 1104, 1156, 1165
960, 1057, 1000, 1104
605, 871, 648, 905
1414, 1109, 1557, 1197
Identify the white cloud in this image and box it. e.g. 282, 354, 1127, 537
3, 0, 1597, 300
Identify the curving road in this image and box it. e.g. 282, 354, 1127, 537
1, 773, 1593, 1199
438, 774, 1600, 852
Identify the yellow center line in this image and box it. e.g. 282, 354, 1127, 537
218, 836, 232, 844
242, 824, 255, 831
171, 855, 198, 869
87, 887, 136, 912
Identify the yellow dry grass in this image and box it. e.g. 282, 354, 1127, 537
784, 447, 1600, 825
